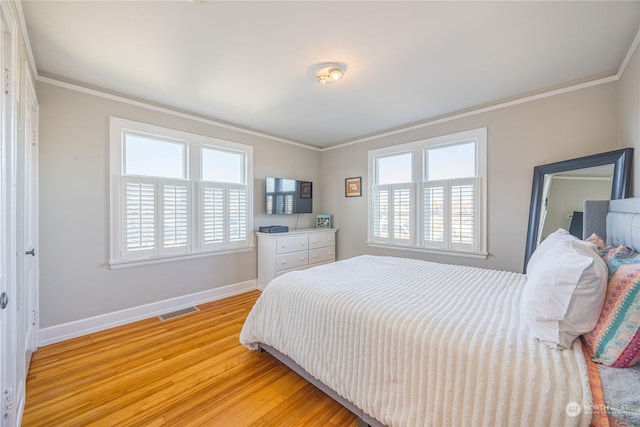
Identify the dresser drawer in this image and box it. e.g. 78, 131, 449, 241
309, 247, 334, 265
276, 251, 308, 271
276, 235, 308, 254
257, 228, 337, 290
308, 233, 335, 249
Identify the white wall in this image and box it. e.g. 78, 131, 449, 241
38, 81, 321, 328
619, 39, 640, 196
321, 82, 620, 273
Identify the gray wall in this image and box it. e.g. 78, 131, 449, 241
619, 42, 640, 196
38, 82, 321, 327
320, 82, 619, 273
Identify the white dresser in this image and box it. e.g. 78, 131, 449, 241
256, 228, 337, 289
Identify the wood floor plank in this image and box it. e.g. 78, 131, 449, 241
23, 290, 358, 426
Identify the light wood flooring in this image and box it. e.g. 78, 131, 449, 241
23, 290, 357, 426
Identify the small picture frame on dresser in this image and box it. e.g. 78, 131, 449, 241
316, 214, 331, 229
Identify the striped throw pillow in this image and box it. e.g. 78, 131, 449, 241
584, 235, 640, 368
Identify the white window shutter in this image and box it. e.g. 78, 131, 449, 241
391, 184, 413, 244
122, 178, 156, 259
160, 181, 190, 255
228, 185, 248, 243
450, 178, 479, 251
422, 183, 446, 247
372, 184, 413, 244
201, 183, 225, 250
372, 186, 389, 241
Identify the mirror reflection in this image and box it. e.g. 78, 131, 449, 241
537, 164, 614, 244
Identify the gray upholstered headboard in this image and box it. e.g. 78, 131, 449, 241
583, 197, 640, 252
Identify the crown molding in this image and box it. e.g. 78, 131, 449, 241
618, 26, 640, 79
322, 75, 619, 152
36, 75, 322, 152
35, 73, 620, 154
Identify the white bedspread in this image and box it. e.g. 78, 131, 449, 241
240, 255, 592, 427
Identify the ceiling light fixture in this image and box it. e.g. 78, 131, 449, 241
316, 62, 345, 85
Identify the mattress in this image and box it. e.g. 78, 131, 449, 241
240, 255, 592, 427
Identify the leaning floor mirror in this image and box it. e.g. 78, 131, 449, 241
523, 147, 633, 272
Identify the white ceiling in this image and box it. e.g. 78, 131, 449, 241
21, 1, 640, 149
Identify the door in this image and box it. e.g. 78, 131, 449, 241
0, 2, 17, 425
14, 59, 38, 421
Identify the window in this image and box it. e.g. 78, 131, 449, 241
110, 117, 253, 267
368, 128, 487, 257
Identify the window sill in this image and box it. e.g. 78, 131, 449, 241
109, 246, 255, 269
366, 242, 488, 260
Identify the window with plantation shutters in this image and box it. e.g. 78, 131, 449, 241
110, 117, 253, 267
368, 128, 487, 258
371, 152, 414, 244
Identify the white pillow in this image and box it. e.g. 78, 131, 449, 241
521, 228, 607, 349
526, 228, 577, 273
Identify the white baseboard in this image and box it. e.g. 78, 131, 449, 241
39, 279, 257, 346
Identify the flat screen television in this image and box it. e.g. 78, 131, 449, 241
265, 177, 312, 214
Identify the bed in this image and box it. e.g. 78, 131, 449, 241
240, 198, 640, 427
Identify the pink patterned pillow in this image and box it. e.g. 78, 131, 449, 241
585, 234, 628, 261
583, 236, 640, 368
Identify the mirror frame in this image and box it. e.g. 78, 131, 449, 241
523, 147, 633, 272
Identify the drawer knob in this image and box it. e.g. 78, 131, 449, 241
281, 260, 287, 264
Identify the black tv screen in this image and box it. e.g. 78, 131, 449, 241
265, 177, 312, 214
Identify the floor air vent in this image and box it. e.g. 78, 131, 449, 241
158, 306, 200, 321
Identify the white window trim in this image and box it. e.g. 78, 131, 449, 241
109, 117, 254, 268
367, 127, 488, 259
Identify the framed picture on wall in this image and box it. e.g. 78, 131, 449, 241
316, 214, 331, 229
345, 177, 362, 197
299, 181, 312, 198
